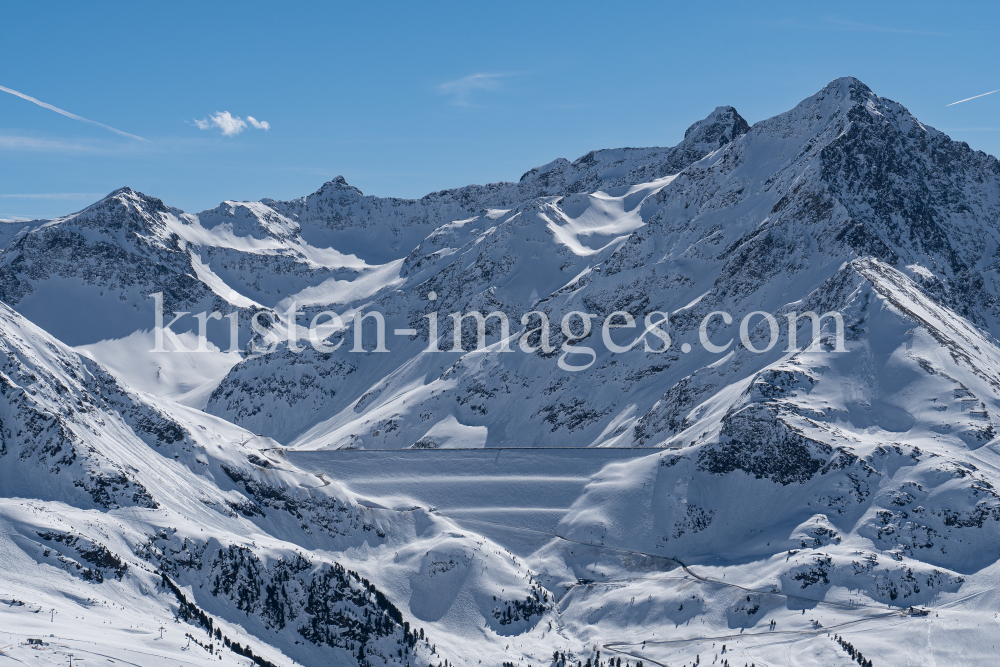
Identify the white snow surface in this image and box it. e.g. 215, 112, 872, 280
2, 78, 1000, 666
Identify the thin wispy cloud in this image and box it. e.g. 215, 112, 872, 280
938, 127, 1000, 131
194, 111, 271, 136
946, 89, 1000, 107
0, 193, 103, 199
0, 134, 102, 153
825, 18, 945, 36
436, 73, 508, 106
0, 84, 146, 141
0, 132, 251, 155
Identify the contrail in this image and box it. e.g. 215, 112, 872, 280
0, 84, 146, 140
946, 88, 1000, 107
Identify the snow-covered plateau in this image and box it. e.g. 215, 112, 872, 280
3, 77, 1000, 666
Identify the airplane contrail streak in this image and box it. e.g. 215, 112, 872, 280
946, 88, 1000, 107
0, 84, 146, 140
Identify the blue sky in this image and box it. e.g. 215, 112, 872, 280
2, 1, 997, 220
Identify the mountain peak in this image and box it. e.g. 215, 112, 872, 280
744, 75, 941, 154
806, 76, 930, 127
314, 175, 364, 197
518, 158, 571, 183
681, 105, 750, 149
821, 75, 873, 97
94, 186, 167, 212
61, 186, 170, 237
106, 185, 139, 198
787, 76, 873, 112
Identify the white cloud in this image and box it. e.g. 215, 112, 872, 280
194, 111, 270, 136
0, 193, 103, 199
436, 73, 508, 106
946, 89, 1000, 107
824, 18, 946, 36
247, 116, 270, 130
0, 83, 146, 141
0, 134, 115, 153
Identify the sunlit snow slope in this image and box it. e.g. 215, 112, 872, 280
3, 78, 1000, 667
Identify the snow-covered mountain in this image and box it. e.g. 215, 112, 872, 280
4, 77, 1000, 666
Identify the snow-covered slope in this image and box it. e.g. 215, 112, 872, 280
0, 298, 563, 666
5, 77, 1000, 666
205, 78, 1000, 455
